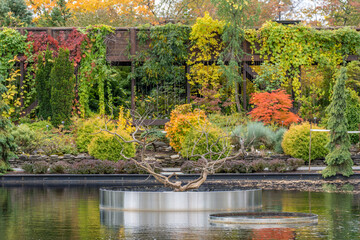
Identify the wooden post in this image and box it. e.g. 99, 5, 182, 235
186, 64, 190, 103
130, 28, 136, 112
308, 121, 312, 172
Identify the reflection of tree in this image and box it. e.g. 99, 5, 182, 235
0, 187, 103, 240
252, 228, 295, 240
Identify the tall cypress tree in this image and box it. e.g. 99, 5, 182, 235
50, 48, 74, 127
36, 48, 53, 120
322, 67, 353, 178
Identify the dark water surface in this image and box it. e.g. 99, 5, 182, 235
0, 186, 359, 239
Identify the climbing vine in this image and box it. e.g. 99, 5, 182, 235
134, 23, 190, 117
187, 12, 231, 113
78, 25, 115, 117
246, 22, 360, 102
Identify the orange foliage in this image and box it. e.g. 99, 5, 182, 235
27, 0, 156, 24
165, 104, 210, 152
249, 89, 302, 126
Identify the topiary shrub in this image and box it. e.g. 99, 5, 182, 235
268, 159, 287, 172
165, 104, 210, 152
287, 158, 304, 171
87, 130, 135, 161
75, 116, 117, 153
282, 122, 329, 161
180, 126, 231, 160
49, 161, 70, 173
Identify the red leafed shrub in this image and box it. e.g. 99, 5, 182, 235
248, 89, 302, 126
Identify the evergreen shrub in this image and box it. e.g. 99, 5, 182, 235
180, 126, 230, 160
50, 48, 74, 127
87, 130, 135, 161
282, 122, 329, 161
268, 159, 287, 172
75, 116, 116, 153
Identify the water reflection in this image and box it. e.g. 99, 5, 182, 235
1, 187, 360, 239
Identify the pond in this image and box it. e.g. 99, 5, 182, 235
0, 186, 359, 239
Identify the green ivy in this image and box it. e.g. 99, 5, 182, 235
78, 25, 115, 117
133, 23, 190, 117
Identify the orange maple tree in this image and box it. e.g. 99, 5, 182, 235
248, 89, 302, 126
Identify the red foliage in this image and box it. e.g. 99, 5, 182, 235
26, 28, 88, 67
248, 89, 302, 126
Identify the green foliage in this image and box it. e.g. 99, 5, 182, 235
208, 112, 248, 133
78, 25, 115, 117
273, 128, 287, 154
50, 48, 74, 127
0, 160, 11, 173
74, 116, 117, 153
0, 64, 17, 167
0, 28, 27, 78
282, 122, 329, 162
10, 124, 36, 154
25, 120, 53, 132
36, 48, 53, 120
180, 126, 231, 160
231, 122, 275, 150
323, 68, 353, 178
134, 23, 190, 117
32, 161, 49, 174
345, 88, 360, 144
346, 61, 360, 93
37, 0, 71, 27
0, 0, 32, 27
88, 131, 135, 161
246, 22, 360, 102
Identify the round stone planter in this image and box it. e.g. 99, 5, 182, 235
209, 212, 318, 228
100, 187, 262, 211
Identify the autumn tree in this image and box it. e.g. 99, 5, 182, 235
248, 89, 302, 126
37, 0, 72, 26
0, 0, 32, 26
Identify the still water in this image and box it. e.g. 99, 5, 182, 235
0, 186, 359, 239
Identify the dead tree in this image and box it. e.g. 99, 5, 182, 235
101, 109, 243, 192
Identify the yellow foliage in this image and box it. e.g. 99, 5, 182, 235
165, 104, 211, 152
2, 68, 21, 118
117, 106, 134, 134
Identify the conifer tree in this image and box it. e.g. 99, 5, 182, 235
50, 48, 74, 127
0, 65, 17, 173
322, 67, 353, 178
36, 48, 53, 120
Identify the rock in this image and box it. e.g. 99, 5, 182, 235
170, 155, 180, 159
155, 154, 167, 159
63, 154, 74, 159
145, 156, 156, 161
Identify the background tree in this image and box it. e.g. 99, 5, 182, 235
322, 67, 353, 178
37, 0, 71, 26
50, 48, 74, 127
211, 0, 258, 112
35, 48, 53, 120
0, 0, 32, 26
